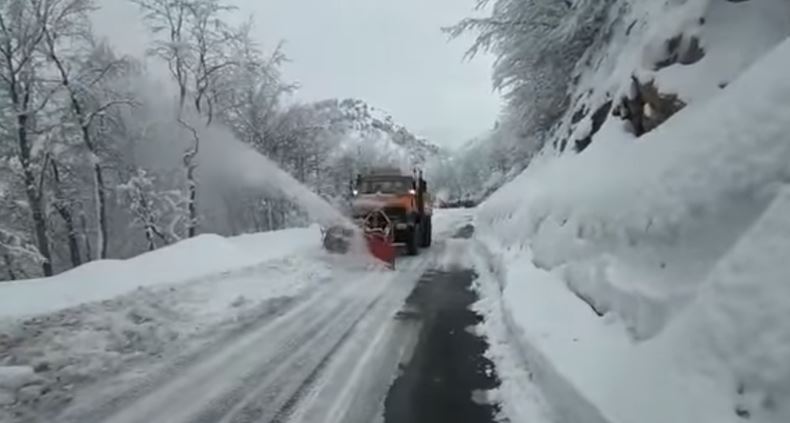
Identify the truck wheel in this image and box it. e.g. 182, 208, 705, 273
406, 225, 419, 256
425, 217, 432, 247
420, 217, 432, 248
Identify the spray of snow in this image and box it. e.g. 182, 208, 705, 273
198, 130, 349, 228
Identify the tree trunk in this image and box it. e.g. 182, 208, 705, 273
177, 117, 200, 239
61, 208, 83, 268
186, 164, 198, 238
3, 254, 17, 281
144, 226, 156, 251
17, 114, 52, 277
81, 213, 93, 262
93, 163, 109, 259
48, 34, 110, 261
51, 161, 82, 268
267, 201, 274, 231
71, 98, 108, 260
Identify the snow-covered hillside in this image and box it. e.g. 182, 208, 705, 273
326, 98, 441, 165
301, 98, 442, 170
474, 0, 790, 422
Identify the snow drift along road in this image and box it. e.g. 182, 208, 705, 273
0, 226, 321, 318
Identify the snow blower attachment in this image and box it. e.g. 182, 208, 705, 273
322, 225, 355, 254
321, 210, 396, 268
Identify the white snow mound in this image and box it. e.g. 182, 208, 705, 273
0, 226, 321, 318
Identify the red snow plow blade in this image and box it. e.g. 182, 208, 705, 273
362, 210, 396, 268
365, 232, 395, 268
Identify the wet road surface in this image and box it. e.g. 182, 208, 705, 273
384, 268, 499, 423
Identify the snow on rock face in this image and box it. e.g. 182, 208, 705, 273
483, 0, 790, 340
654, 0, 790, 103
561, 0, 790, 149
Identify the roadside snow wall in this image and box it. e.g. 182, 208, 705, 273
0, 226, 320, 318
476, 0, 790, 422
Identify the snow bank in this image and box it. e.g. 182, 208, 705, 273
670, 187, 790, 421
479, 186, 790, 423
477, 243, 736, 423
0, 250, 333, 421
0, 226, 320, 318
475, 14, 790, 423
482, 32, 790, 339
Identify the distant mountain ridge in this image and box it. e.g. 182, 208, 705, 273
307, 98, 442, 167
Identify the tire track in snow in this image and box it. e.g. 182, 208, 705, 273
218, 250, 436, 423
58, 243, 439, 423
234, 295, 382, 423
195, 295, 371, 423
277, 249, 441, 423
56, 294, 308, 423
100, 273, 381, 423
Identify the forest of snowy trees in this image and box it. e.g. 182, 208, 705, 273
0, 0, 436, 281
0, 0, 626, 279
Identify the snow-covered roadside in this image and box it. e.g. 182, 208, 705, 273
469, 242, 555, 423
473, 240, 735, 423
0, 227, 332, 420
474, 186, 790, 423
472, 19, 790, 423
0, 226, 321, 318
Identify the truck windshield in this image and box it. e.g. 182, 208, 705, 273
358, 179, 413, 194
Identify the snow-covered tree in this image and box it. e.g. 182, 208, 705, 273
0, 1, 434, 281
437, 0, 615, 200
0, 0, 84, 276
447, 0, 612, 141
117, 169, 187, 251
131, 0, 232, 239
43, 20, 136, 260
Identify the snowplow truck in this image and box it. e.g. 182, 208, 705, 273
350, 168, 433, 257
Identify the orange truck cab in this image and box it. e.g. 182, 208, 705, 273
350, 168, 432, 255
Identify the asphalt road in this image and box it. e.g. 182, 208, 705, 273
384, 268, 499, 423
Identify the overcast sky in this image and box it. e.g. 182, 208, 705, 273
92, 0, 502, 148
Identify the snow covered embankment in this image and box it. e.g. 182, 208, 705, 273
476, 5, 790, 423
0, 226, 320, 318
0, 226, 330, 418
